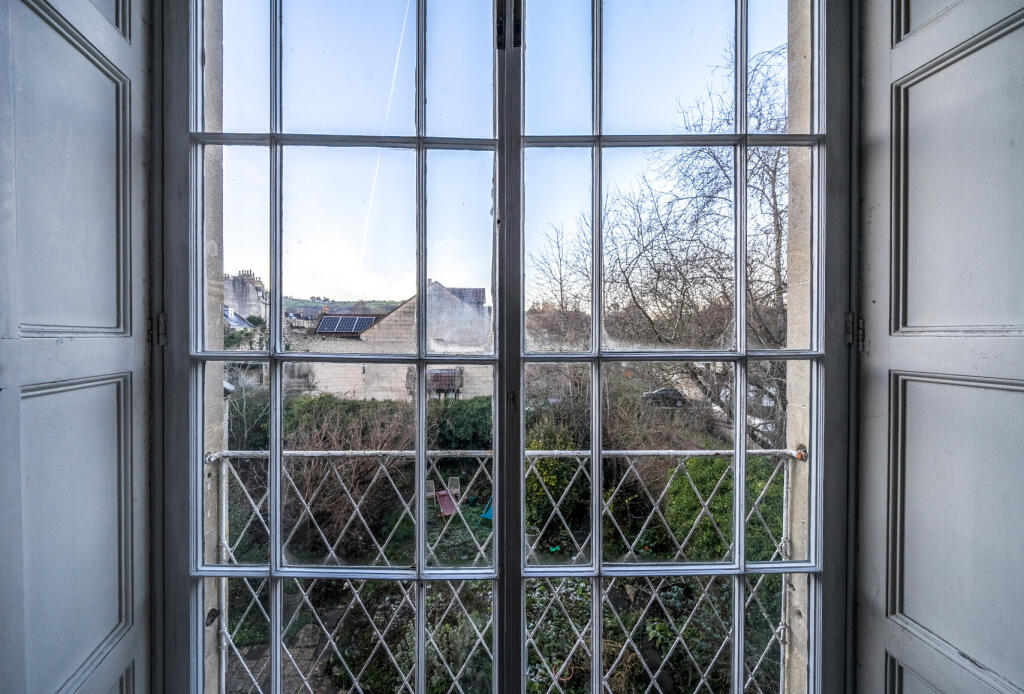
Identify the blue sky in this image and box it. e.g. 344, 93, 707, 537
214, 0, 788, 303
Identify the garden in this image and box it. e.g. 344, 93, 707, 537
214, 360, 792, 693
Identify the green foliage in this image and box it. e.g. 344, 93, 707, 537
745, 455, 786, 562
318, 581, 415, 692
525, 579, 591, 694
323, 581, 492, 694
525, 425, 589, 562
663, 456, 733, 561
427, 396, 493, 450
602, 578, 732, 693
220, 379, 788, 690
223, 325, 269, 350
223, 329, 250, 349
281, 393, 414, 449
424, 582, 493, 693
225, 578, 269, 648
225, 465, 268, 564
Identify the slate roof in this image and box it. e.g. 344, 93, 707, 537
223, 306, 254, 330
448, 287, 486, 307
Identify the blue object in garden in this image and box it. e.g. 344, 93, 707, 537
477, 496, 493, 526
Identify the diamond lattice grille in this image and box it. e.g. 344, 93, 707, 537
425, 580, 495, 693
525, 577, 593, 694
425, 453, 494, 567
745, 455, 790, 562
281, 579, 416, 694
281, 455, 415, 566
220, 458, 269, 565
603, 455, 734, 563
743, 574, 787, 694
602, 575, 733, 693
524, 452, 592, 565
219, 577, 271, 694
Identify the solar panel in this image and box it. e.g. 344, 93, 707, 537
337, 316, 359, 332
317, 316, 342, 333
316, 314, 378, 334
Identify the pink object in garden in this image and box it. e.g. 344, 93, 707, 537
436, 490, 456, 517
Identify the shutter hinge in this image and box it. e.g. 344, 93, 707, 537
845, 312, 865, 352
156, 311, 168, 347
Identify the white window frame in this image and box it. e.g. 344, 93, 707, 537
154, 1, 855, 692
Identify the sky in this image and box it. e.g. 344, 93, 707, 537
213, 0, 789, 303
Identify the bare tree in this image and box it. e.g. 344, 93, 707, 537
526, 218, 593, 350
281, 394, 415, 564
530, 44, 794, 449
224, 362, 271, 450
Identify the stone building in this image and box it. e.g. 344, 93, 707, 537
284, 281, 493, 402
223, 270, 269, 323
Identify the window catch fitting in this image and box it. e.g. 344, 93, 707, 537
845, 312, 865, 352
156, 311, 168, 346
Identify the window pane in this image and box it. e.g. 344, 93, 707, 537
426, 365, 495, 568
202, 577, 271, 693
282, 579, 416, 692
426, 150, 496, 354
425, 581, 494, 692
747, 146, 813, 350
283, 147, 416, 354
204, 146, 270, 351
747, 360, 811, 562
745, 573, 810, 692
524, 363, 592, 566
602, 147, 736, 351
524, 147, 593, 352
524, 0, 592, 135
203, 362, 270, 566
282, 0, 416, 136
602, 576, 733, 692
602, 0, 735, 134
525, 577, 593, 692
203, 0, 269, 132
602, 361, 735, 563
281, 363, 415, 566
426, 0, 493, 137
748, 0, 813, 133
190, 2, 826, 690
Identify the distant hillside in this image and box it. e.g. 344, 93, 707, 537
283, 297, 403, 315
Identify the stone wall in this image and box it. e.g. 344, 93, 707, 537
203, 0, 224, 687
289, 361, 492, 403
784, 1, 813, 690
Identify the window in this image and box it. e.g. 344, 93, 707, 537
190, 1, 826, 692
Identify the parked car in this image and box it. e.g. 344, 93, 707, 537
641, 387, 687, 408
